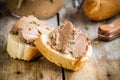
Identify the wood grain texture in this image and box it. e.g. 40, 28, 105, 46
59, 0, 120, 80
0, 0, 120, 80
0, 16, 62, 80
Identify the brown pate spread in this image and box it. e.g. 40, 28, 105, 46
10, 16, 50, 45
48, 21, 90, 58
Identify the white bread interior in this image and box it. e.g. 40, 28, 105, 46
34, 32, 92, 71
7, 33, 41, 61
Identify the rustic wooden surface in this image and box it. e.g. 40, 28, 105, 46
0, 0, 120, 80
59, 1, 120, 80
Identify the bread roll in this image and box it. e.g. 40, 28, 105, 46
83, 0, 120, 21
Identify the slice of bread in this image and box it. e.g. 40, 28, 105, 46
34, 32, 92, 71
7, 33, 41, 61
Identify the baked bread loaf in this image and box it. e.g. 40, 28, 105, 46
83, 0, 120, 21
34, 21, 92, 71
5, 0, 64, 19
7, 15, 51, 61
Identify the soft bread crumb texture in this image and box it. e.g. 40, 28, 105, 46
7, 33, 41, 61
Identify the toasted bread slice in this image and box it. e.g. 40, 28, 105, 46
7, 33, 41, 61
34, 32, 92, 71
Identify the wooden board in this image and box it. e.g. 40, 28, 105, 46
59, 0, 120, 80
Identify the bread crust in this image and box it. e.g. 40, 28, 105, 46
83, 0, 120, 21
34, 33, 92, 71
7, 33, 41, 61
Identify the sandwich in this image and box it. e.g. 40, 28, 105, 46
34, 21, 92, 71
7, 15, 51, 61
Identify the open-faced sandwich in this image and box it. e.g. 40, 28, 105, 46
7, 15, 51, 61
34, 21, 92, 71
7, 15, 92, 71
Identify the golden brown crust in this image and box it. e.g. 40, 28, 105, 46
7, 33, 41, 61
83, 0, 120, 21
34, 33, 92, 71
5, 0, 64, 19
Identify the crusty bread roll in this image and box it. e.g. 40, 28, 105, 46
83, 0, 120, 21
7, 33, 41, 61
34, 30, 92, 71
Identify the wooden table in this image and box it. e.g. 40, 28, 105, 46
0, 0, 120, 80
